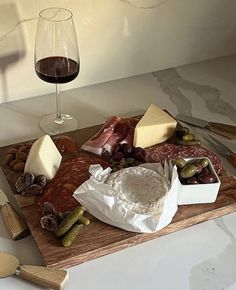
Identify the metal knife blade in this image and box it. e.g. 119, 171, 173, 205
176, 114, 236, 139
204, 135, 232, 156
176, 114, 208, 128
0, 189, 9, 206
204, 135, 236, 169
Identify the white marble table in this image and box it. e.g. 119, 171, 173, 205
0, 55, 236, 290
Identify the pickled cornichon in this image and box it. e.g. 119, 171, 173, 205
175, 139, 201, 146
55, 206, 84, 237
176, 127, 190, 138
175, 127, 201, 146
180, 164, 197, 178
77, 215, 90, 225
61, 223, 83, 247
182, 134, 195, 141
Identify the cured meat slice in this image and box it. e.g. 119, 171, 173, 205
81, 116, 121, 155
81, 116, 139, 155
145, 144, 223, 174
38, 154, 109, 212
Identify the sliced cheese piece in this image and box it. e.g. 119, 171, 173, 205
24, 135, 62, 180
133, 104, 177, 148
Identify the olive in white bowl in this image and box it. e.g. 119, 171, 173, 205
172, 157, 221, 205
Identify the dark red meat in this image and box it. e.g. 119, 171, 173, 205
145, 143, 223, 174
81, 116, 121, 155
38, 154, 109, 212
81, 116, 139, 155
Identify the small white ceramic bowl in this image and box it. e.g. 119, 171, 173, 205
176, 157, 221, 205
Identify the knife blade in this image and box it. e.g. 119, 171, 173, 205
176, 114, 236, 139
0, 189, 29, 240
204, 135, 236, 169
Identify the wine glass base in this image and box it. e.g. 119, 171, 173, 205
40, 113, 78, 135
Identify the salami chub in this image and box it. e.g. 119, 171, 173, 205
38, 154, 109, 212
145, 144, 223, 174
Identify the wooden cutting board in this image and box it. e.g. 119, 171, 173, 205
0, 124, 236, 269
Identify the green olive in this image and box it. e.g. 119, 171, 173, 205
182, 134, 195, 141
173, 158, 186, 169
199, 158, 209, 168
180, 164, 198, 178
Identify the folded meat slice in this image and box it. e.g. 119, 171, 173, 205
81, 116, 139, 155
81, 116, 121, 155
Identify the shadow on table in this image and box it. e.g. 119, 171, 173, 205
0, 2, 26, 102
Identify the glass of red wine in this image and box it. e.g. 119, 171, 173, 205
34, 7, 80, 135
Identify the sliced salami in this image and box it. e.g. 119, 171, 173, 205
38, 154, 109, 212
145, 144, 223, 174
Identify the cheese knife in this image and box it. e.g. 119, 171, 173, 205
0, 189, 29, 240
0, 251, 68, 290
204, 135, 236, 168
176, 114, 236, 139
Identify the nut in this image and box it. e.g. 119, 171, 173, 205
13, 161, 25, 172
25, 142, 33, 148
18, 145, 28, 152
3, 154, 15, 165
16, 151, 28, 161
6, 148, 18, 155
9, 159, 22, 168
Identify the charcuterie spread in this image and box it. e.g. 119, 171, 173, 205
2, 104, 224, 234
1, 104, 236, 268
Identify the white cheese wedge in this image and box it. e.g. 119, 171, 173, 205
133, 104, 177, 148
24, 135, 62, 180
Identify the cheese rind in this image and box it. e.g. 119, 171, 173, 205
24, 135, 62, 180
133, 104, 177, 148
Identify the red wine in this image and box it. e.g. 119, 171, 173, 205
35, 56, 80, 84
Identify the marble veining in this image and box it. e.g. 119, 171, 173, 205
153, 69, 236, 122
121, 0, 165, 9
189, 218, 236, 290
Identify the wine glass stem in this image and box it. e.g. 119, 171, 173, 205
55, 83, 64, 125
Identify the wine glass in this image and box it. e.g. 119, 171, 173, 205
34, 7, 80, 135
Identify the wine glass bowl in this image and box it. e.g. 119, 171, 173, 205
34, 7, 80, 134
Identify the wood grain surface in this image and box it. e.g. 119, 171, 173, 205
18, 265, 68, 290
1, 202, 29, 240
0, 123, 236, 269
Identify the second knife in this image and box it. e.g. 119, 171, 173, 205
176, 114, 236, 139
0, 189, 29, 240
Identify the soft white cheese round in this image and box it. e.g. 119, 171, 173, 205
105, 166, 168, 215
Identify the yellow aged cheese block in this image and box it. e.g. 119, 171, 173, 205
24, 135, 62, 180
133, 104, 177, 148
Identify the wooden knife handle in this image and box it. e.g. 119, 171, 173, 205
17, 265, 68, 290
207, 122, 236, 139
1, 202, 29, 240
228, 152, 236, 169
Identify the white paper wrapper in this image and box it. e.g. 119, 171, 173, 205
73, 163, 179, 233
